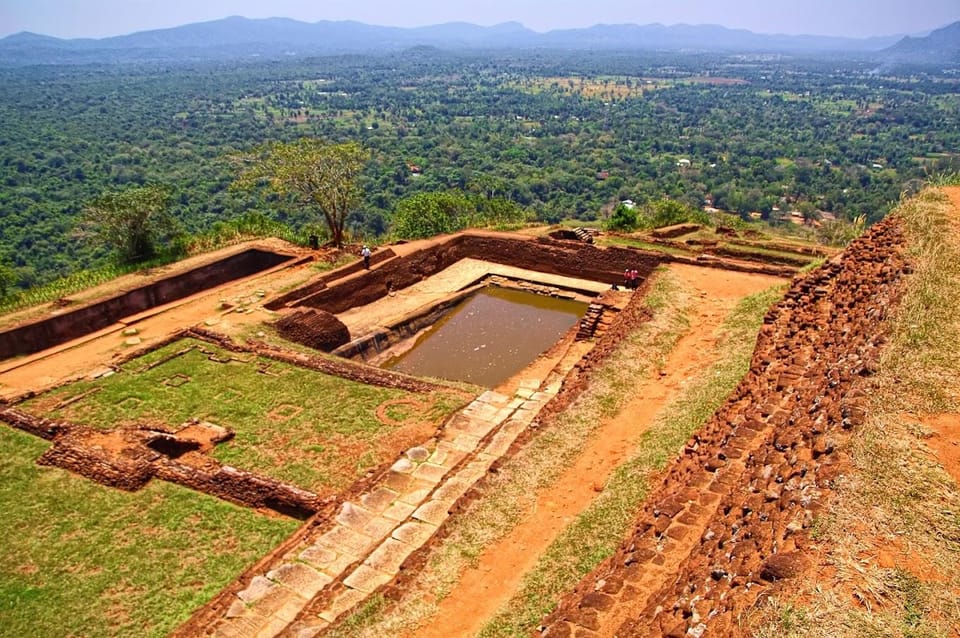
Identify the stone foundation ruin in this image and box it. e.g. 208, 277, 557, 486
538, 215, 908, 637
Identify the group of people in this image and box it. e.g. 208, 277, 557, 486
622, 268, 640, 290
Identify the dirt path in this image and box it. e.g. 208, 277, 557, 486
404, 264, 786, 638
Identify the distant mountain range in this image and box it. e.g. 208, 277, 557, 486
0, 16, 957, 66
880, 21, 960, 64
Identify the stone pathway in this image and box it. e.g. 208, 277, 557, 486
210, 373, 566, 638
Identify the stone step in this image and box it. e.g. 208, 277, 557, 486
208, 378, 564, 638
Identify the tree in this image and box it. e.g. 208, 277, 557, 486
392, 191, 474, 239
640, 199, 709, 229
0, 263, 15, 301
231, 138, 368, 248
81, 185, 176, 264
605, 203, 639, 232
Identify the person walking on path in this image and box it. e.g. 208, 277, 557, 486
361, 245, 372, 269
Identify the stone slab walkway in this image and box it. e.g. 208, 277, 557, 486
211, 372, 566, 638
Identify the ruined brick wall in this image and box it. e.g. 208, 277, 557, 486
0, 249, 294, 360
153, 459, 321, 518
265, 248, 397, 310
275, 308, 351, 352
539, 216, 907, 637
292, 233, 662, 315
0, 406, 71, 439
0, 407, 322, 517
187, 328, 449, 394
36, 430, 155, 491
651, 223, 702, 239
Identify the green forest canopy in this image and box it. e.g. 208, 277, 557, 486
0, 50, 957, 294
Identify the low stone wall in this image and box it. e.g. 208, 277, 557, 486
651, 223, 702, 239
539, 216, 908, 636
36, 427, 156, 491
0, 407, 323, 518
188, 328, 449, 394
153, 459, 321, 518
0, 248, 295, 360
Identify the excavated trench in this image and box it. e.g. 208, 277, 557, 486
0, 247, 296, 360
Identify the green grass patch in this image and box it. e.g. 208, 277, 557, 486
0, 426, 297, 638
20, 338, 460, 493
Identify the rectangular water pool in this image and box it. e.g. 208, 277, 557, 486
385, 286, 587, 387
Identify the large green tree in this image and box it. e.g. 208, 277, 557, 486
231, 138, 368, 248
81, 185, 176, 264
391, 191, 475, 239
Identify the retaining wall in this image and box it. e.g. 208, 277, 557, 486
0, 248, 295, 360
539, 215, 908, 637
280, 234, 660, 315
0, 407, 322, 518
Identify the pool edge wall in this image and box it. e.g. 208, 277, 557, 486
292, 234, 662, 315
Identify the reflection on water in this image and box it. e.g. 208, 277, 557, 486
386, 286, 587, 387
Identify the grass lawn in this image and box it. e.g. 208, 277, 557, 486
22, 338, 462, 494
0, 426, 298, 638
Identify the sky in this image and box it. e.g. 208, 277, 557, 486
1, 0, 958, 40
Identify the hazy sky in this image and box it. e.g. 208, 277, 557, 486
1, 0, 958, 40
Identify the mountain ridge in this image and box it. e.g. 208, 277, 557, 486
0, 16, 953, 65
881, 21, 960, 64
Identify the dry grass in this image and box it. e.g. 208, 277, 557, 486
750, 186, 960, 637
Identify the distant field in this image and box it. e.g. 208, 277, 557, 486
21, 338, 465, 494
0, 426, 297, 638
511, 75, 668, 100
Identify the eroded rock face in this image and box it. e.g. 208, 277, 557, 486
275, 308, 351, 352
539, 215, 908, 637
